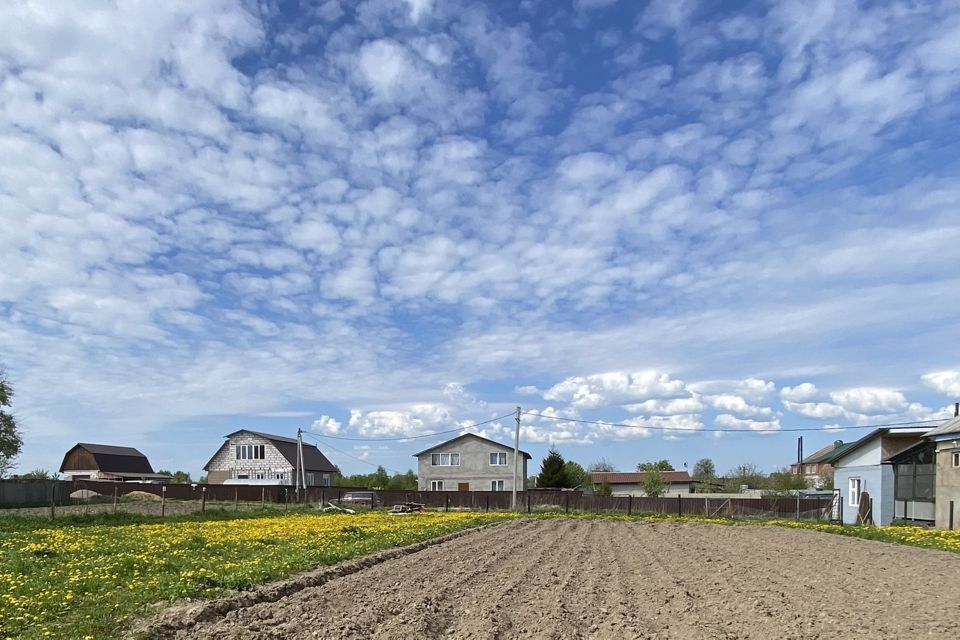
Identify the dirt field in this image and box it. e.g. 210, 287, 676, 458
155, 518, 959, 639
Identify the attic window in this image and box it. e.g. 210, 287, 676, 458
236, 444, 265, 460
953, 452, 960, 468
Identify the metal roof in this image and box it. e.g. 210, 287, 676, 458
203, 430, 338, 473
59, 443, 156, 474
590, 471, 693, 484
412, 433, 532, 459
922, 416, 960, 439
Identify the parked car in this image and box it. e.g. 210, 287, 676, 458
339, 491, 382, 507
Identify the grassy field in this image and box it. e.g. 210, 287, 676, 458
0, 509, 516, 640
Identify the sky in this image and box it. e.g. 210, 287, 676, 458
2, 0, 960, 480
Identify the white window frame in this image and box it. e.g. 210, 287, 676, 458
430, 452, 460, 466
848, 478, 861, 507
490, 451, 507, 466
953, 452, 960, 468
491, 480, 504, 491
430, 480, 444, 491
235, 444, 265, 460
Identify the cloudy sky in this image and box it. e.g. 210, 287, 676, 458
3, 0, 960, 479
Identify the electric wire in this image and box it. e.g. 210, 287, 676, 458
520, 411, 948, 434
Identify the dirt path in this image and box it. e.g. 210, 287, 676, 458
160, 519, 960, 639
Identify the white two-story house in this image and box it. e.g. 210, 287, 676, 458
414, 433, 530, 492
203, 429, 338, 486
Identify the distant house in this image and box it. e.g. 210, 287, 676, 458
59, 443, 172, 483
789, 440, 854, 488
920, 414, 960, 530
414, 433, 530, 492
831, 427, 928, 525
590, 471, 695, 496
203, 429, 338, 486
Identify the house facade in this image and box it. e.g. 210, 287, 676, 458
590, 471, 695, 496
888, 440, 936, 523
203, 430, 338, 486
59, 443, 171, 482
789, 440, 853, 488
922, 415, 960, 530
831, 427, 927, 525
414, 433, 530, 492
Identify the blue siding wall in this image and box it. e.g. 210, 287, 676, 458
834, 465, 895, 525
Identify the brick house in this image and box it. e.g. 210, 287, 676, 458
414, 433, 530, 492
203, 429, 338, 486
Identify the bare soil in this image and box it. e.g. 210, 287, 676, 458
150, 519, 960, 639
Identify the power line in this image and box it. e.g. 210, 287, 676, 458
301, 432, 407, 475
520, 411, 949, 434
303, 412, 516, 442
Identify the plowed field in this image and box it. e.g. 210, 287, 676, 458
159, 519, 960, 639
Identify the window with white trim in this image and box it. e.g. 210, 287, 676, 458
491, 480, 504, 491
848, 478, 861, 507
236, 444, 265, 460
489, 452, 507, 466
430, 480, 444, 491
953, 452, 960, 468
430, 452, 460, 466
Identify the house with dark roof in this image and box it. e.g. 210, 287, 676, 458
414, 433, 531, 492
831, 427, 928, 525
590, 471, 695, 496
790, 440, 855, 489
59, 443, 172, 482
203, 429, 338, 486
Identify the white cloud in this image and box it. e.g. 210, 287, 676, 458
703, 394, 774, 418
921, 371, 960, 397
714, 414, 781, 432
780, 382, 819, 403
514, 385, 541, 396
311, 415, 343, 434
828, 388, 908, 414
543, 370, 687, 409
348, 405, 453, 438
782, 401, 848, 420
623, 396, 704, 415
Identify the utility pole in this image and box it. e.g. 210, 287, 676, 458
299, 429, 307, 500
511, 406, 521, 511
295, 428, 302, 501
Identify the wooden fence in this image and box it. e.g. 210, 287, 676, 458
0, 480, 833, 521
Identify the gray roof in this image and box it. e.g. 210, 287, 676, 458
203, 429, 338, 473
413, 432, 532, 459
923, 416, 960, 439
60, 443, 155, 474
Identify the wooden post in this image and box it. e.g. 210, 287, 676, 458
320, 489, 325, 507
261, 487, 265, 511
795, 493, 800, 520
49, 483, 56, 520
161, 486, 166, 517
950, 501, 955, 530
113, 486, 118, 514
677, 494, 682, 517
234, 487, 238, 512
445, 493, 450, 512
565, 492, 570, 514
526, 491, 531, 514
201, 487, 207, 513
284, 489, 288, 511
486, 494, 490, 512
627, 495, 632, 516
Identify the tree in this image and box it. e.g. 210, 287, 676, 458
198, 474, 208, 484
765, 468, 809, 494
818, 467, 835, 490
588, 458, 616, 472
0, 369, 23, 478
563, 460, 590, 489
723, 463, 765, 492
20, 468, 57, 480
595, 481, 613, 496
691, 458, 719, 493
641, 468, 667, 497
637, 459, 674, 472
536, 447, 571, 488
171, 470, 192, 484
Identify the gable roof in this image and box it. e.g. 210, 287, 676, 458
412, 433, 532, 459
202, 430, 338, 473
923, 415, 960, 439
830, 427, 930, 465
801, 441, 857, 465
59, 443, 155, 474
590, 471, 692, 485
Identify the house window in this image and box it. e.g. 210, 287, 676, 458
274, 472, 286, 480
430, 480, 444, 491
236, 444, 265, 460
430, 452, 459, 466
954, 452, 960, 468
490, 452, 507, 466
491, 480, 504, 491
237, 474, 249, 479
848, 478, 861, 507
306, 473, 315, 486
254, 472, 265, 480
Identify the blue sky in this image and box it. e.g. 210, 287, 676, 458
2, 0, 960, 479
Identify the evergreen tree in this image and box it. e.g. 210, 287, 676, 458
563, 460, 590, 489
536, 447, 571, 488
